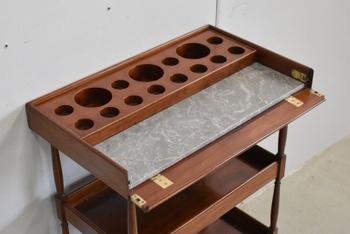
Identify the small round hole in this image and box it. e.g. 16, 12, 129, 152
176, 43, 210, 59
75, 88, 112, 107
148, 85, 165, 95
228, 46, 245, 54
111, 80, 129, 89
55, 105, 73, 116
125, 95, 143, 106
190, 64, 208, 73
75, 119, 94, 130
210, 55, 227, 64
129, 64, 164, 82
207, 36, 223, 44
162, 57, 179, 66
170, 74, 188, 83
100, 107, 119, 118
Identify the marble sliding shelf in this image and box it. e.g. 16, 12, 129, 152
96, 63, 304, 189
61, 146, 275, 234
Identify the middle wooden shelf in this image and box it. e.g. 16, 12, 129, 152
61, 145, 278, 234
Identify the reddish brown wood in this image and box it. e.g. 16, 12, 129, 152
213, 25, 314, 88
51, 146, 65, 196
26, 104, 129, 198
132, 88, 325, 211
269, 126, 288, 234
128, 200, 138, 234
28, 26, 256, 145
51, 146, 69, 234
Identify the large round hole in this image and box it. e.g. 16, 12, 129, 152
129, 64, 164, 82
111, 80, 129, 89
100, 107, 119, 118
75, 119, 94, 130
125, 95, 143, 106
170, 74, 188, 83
190, 64, 208, 73
176, 43, 210, 59
207, 36, 223, 44
55, 105, 73, 116
75, 88, 112, 107
210, 55, 227, 64
148, 85, 165, 95
228, 46, 245, 55
162, 57, 179, 66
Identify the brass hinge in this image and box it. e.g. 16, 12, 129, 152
131, 194, 146, 209
291, 69, 309, 83
286, 96, 303, 107
151, 174, 173, 189
310, 89, 324, 97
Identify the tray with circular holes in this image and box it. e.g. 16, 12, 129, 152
32, 25, 256, 145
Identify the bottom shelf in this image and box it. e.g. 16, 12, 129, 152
199, 208, 268, 234
62, 145, 277, 234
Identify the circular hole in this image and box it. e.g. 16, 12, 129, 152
148, 85, 165, 95
75, 119, 94, 130
75, 88, 112, 107
176, 43, 210, 59
111, 80, 129, 89
228, 46, 245, 55
207, 36, 223, 44
190, 64, 208, 73
55, 105, 73, 116
170, 74, 188, 83
162, 57, 179, 66
100, 107, 119, 118
210, 55, 227, 64
129, 64, 164, 82
125, 95, 143, 106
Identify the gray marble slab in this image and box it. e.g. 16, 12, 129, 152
95, 63, 304, 188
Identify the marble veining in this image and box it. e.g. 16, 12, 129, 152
95, 63, 304, 188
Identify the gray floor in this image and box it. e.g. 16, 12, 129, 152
240, 135, 350, 234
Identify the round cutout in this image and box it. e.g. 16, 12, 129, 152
75, 88, 112, 107
190, 64, 208, 73
162, 57, 179, 66
75, 119, 94, 130
112, 80, 129, 89
176, 43, 210, 59
228, 46, 245, 55
170, 74, 188, 83
148, 85, 165, 95
125, 95, 143, 106
210, 55, 227, 64
55, 105, 73, 116
100, 107, 119, 118
129, 64, 164, 82
207, 36, 223, 44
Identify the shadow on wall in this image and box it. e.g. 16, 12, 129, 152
0, 106, 57, 233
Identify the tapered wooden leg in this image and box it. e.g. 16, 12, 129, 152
269, 126, 288, 234
128, 199, 138, 234
51, 145, 69, 234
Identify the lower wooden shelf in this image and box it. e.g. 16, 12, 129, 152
199, 208, 268, 234
61, 145, 277, 234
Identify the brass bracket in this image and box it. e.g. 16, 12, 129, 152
291, 69, 309, 83
286, 96, 303, 107
151, 174, 173, 189
131, 194, 146, 209
310, 89, 324, 97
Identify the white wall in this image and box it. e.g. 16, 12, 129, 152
217, 0, 350, 171
0, 1, 216, 233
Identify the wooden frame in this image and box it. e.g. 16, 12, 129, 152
26, 25, 325, 233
